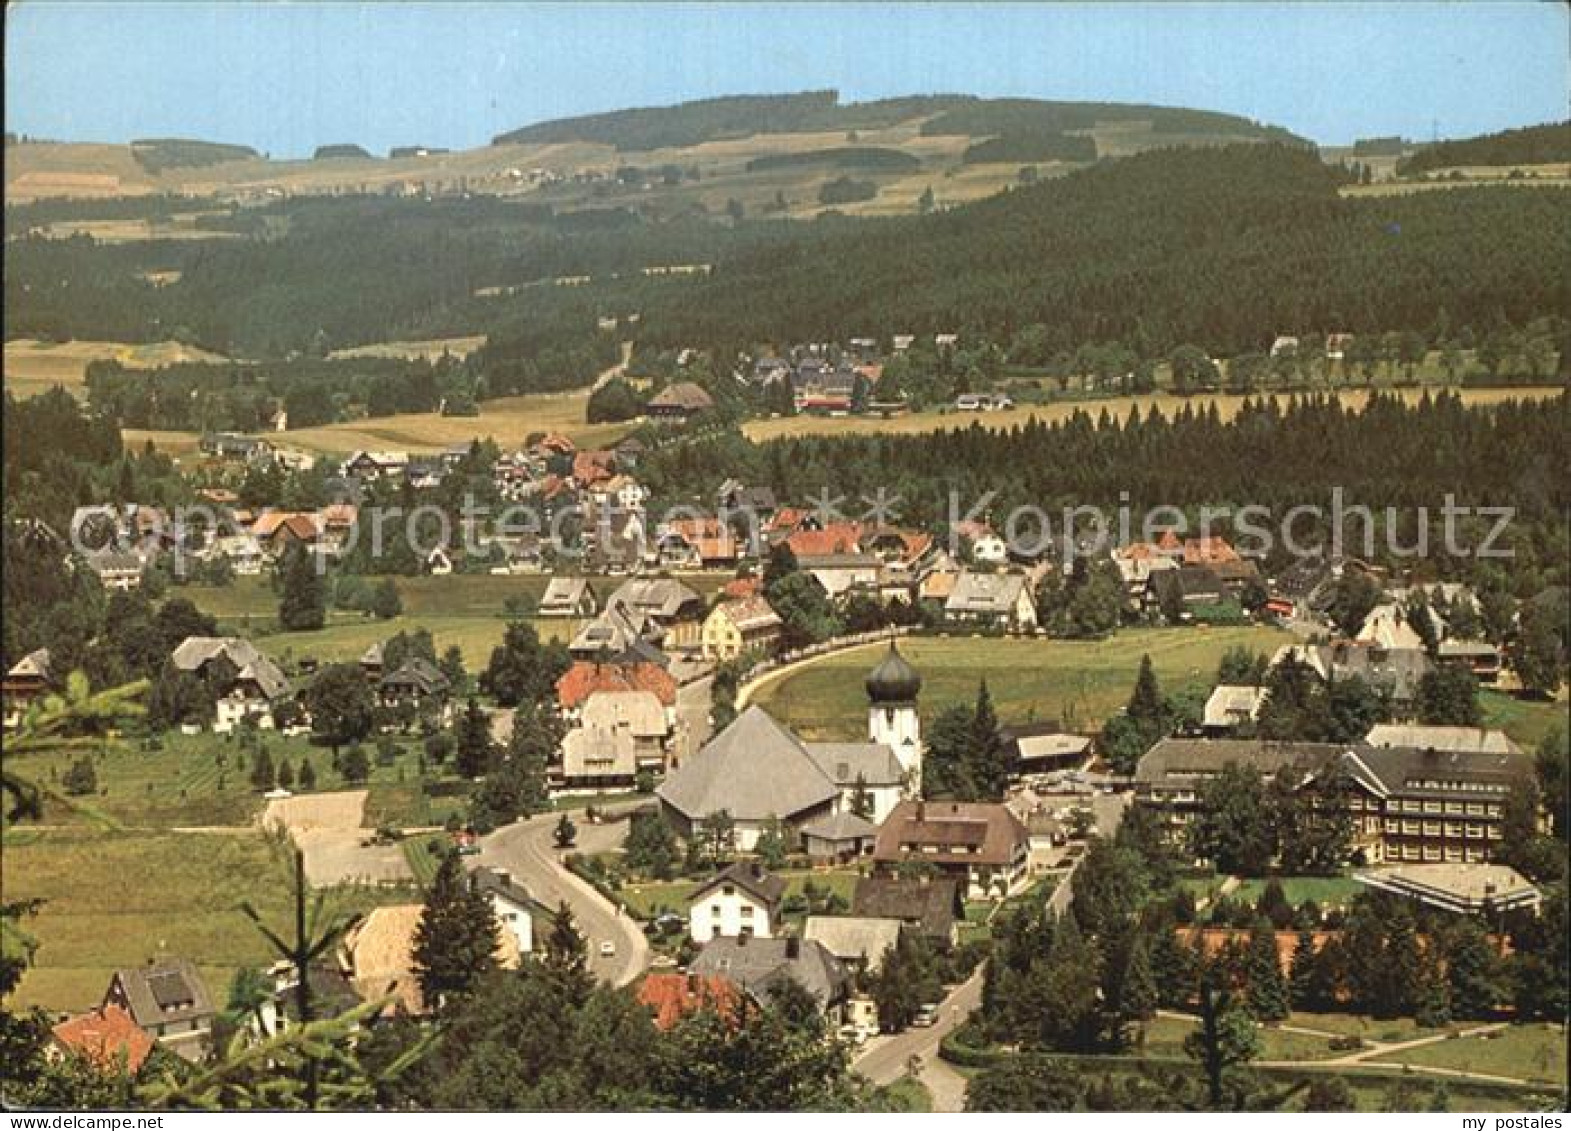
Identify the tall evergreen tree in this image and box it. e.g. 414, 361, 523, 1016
412, 850, 501, 1012
277, 542, 326, 631
1242, 917, 1290, 1021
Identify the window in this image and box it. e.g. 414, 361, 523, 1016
740, 905, 753, 919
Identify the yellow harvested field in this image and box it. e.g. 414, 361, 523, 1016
4, 338, 230, 398
33, 213, 239, 243
328, 335, 488, 362
742, 386, 1567, 442
272, 390, 632, 454
121, 428, 206, 456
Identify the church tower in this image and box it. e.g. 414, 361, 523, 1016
866, 641, 923, 796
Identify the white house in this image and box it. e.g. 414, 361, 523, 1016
687, 861, 785, 943
471, 867, 543, 955
945, 571, 1038, 632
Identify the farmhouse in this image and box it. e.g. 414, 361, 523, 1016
646, 382, 715, 421
569, 603, 669, 667
801, 916, 903, 974
560, 689, 672, 787
540, 577, 599, 618
872, 799, 1031, 898
945, 570, 1038, 632
102, 960, 215, 1061
688, 861, 786, 943
3, 647, 52, 729
850, 875, 961, 949
170, 636, 290, 733
607, 578, 706, 650
689, 935, 849, 1017
701, 595, 783, 662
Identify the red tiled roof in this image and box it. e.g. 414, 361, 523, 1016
557, 661, 677, 709
538, 433, 576, 454
722, 577, 763, 599
636, 973, 744, 1031
51, 1005, 154, 1074
765, 507, 812, 534
573, 450, 617, 486
669, 517, 738, 562
785, 521, 864, 558
1183, 536, 1240, 565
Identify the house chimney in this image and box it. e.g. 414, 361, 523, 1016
493, 868, 511, 887
785, 936, 800, 959
688, 973, 700, 994
916, 801, 926, 822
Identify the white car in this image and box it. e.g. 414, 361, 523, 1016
599, 940, 617, 957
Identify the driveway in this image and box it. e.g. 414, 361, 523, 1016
852, 964, 985, 1111
476, 809, 650, 986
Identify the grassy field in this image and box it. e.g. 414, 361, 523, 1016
747, 626, 1287, 740
1287, 1011, 1434, 1044
1367, 1022, 1568, 1086
1227, 875, 1364, 909
741, 385, 1565, 443
4, 725, 470, 833
180, 572, 733, 668
1479, 688, 1566, 750
271, 390, 633, 455
2, 825, 415, 1013
1144, 1013, 1341, 1062
3, 338, 230, 399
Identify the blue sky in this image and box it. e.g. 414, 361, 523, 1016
6, 2, 1566, 157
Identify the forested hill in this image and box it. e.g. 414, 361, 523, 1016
491, 90, 1305, 151
636, 143, 1571, 357
1398, 121, 1571, 175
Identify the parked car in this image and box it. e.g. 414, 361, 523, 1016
912, 1004, 939, 1027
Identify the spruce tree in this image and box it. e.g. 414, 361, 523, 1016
412, 850, 500, 1011
1243, 917, 1290, 1022
1119, 931, 1159, 1038
277, 542, 326, 631
454, 697, 495, 779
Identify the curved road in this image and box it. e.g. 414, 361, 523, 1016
474, 809, 650, 986
852, 964, 985, 1112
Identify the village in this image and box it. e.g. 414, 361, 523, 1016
8, 359, 1564, 1110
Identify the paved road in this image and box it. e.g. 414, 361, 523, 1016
852, 964, 985, 1111
673, 673, 714, 764
474, 810, 650, 986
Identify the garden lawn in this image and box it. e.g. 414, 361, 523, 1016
1144, 1014, 1339, 1062
749, 626, 1288, 739
1479, 688, 1566, 750
2, 825, 415, 1013
1368, 1023, 1568, 1087
1226, 875, 1364, 909
1286, 1011, 1435, 1044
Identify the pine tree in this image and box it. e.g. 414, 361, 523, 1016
412, 850, 500, 1011
250, 747, 276, 791
1119, 931, 1159, 1038
543, 900, 590, 994
1444, 919, 1503, 1020
965, 680, 1009, 800
1243, 917, 1290, 1022
1287, 927, 1320, 1010
454, 697, 495, 779
298, 758, 317, 791
275, 756, 295, 791
277, 542, 326, 631
1127, 654, 1165, 725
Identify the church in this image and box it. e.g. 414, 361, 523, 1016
656, 643, 925, 850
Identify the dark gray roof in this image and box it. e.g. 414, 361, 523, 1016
380, 658, 450, 697
805, 742, 904, 787
691, 861, 787, 908
689, 936, 848, 1007
800, 810, 879, 842
851, 876, 959, 942
109, 960, 215, 1029
1136, 738, 1347, 787
656, 706, 839, 823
